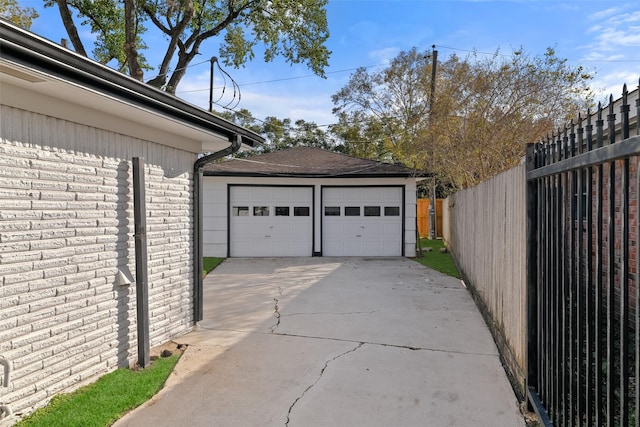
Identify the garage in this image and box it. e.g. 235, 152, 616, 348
322, 186, 404, 256
202, 146, 418, 258
229, 185, 314, 257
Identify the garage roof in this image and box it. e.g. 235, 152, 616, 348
203, 146, 416, 177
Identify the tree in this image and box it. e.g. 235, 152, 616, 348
332, 48, 431, 167
1, 0, 38, 29
329, 111, 390, 161
332, 47, 593, 189
424, 48, 593, 188
216, 110, 337, 156
47, 0, 331, 93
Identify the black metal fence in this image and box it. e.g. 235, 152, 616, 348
526, 81, 640, 426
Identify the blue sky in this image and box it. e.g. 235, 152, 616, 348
23, 0, 640, 126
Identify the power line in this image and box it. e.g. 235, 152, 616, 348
177, 62, 387, 94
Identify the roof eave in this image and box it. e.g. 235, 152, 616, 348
0, 20, 265, 148
203, 171, 415, 178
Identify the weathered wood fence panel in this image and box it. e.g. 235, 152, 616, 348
443, 162, 528, 391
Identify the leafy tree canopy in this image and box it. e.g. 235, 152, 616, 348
1, 0, 38, 29
46, 0, 331, 93
215, 109, 338, 158
332, 46, 593, 189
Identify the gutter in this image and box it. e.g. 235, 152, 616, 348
193, 134, 242, 321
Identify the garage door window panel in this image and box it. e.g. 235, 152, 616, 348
294, 206, 310, 216
233, 206, 249, 216
364, 206, 381, 216
275, 207, 290, 216
345, 207, 360, 216
254, 206, 269, 216
384, 206, 400, 216
325, 206, 340, 216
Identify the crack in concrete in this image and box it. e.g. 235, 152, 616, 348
285, 342, 364, 427
269, 298, 281, 333
281, 310, 379, 318
273, 332, 497, 357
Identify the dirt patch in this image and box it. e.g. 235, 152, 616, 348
130, 341, 188, 369
150, 341, 188, 360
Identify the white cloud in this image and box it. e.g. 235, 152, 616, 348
368, 47, 399, 64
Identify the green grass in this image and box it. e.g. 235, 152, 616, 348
412, 238, 460, 278
15, 354, 180, 427
203, 257, 224, 277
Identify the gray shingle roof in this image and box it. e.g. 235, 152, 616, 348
202, 146, 415, 177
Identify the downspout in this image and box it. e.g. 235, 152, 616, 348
193, 134, 242, 322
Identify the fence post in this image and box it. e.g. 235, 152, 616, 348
525, 143, 538, 399
133, 157, 150, 369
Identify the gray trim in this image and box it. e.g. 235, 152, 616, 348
193, 135, 242, 322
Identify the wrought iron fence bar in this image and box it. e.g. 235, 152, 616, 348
636, 153, 640, 427
586, 168, 594, 425
606, 164, 616, 425
544, 175, 552, 404
527, 135, 640, 180
620, 86, 630, 427
525, 142, 539, 399
595, 160, 604, 426
576, 163, 584, 427
597, 105, 604, 149
562, 168, 570, 426
540, 176, 547, 401
570, 165, 578, 426
620, 156, 630, 427
637, 80, 640, 135
549, 176, 562, 426
585, 112, 594, 426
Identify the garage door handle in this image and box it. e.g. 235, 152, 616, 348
265, 235, 271, 238
355, 234, 362, 237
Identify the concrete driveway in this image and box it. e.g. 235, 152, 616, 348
115, 257, 525, 426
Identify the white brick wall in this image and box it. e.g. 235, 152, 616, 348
0, 105, 196, 420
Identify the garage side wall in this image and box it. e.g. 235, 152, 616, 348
202, 176, 416, 258
0, 106, 195, 418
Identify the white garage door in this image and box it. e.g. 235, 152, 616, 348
322, 187, 403, 256
230, 186, 313, 257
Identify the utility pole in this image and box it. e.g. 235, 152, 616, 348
209, 57, 217, 112
428, 45, 438, 239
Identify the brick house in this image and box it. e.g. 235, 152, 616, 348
0, 20, 262, 422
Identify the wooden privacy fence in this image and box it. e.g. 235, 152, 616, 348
526, 84, 639, 426
443, 163, 528, 391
